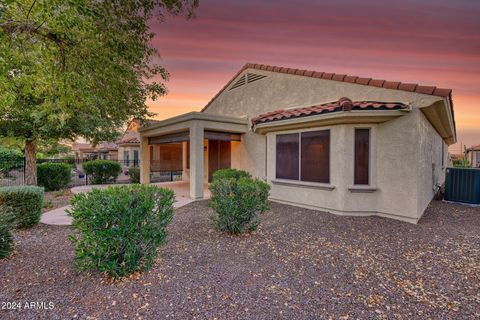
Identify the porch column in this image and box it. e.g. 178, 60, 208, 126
182, 141, 189, 181
189, 123, 204, 199
140, 136, 150, 184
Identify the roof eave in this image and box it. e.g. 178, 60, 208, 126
253, 110, 407, 134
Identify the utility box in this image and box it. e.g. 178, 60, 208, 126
445, 167, 480, 204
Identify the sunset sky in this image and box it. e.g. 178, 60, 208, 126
148, 0, 480, 153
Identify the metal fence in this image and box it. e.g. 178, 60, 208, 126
0, 157, 25, 187
0, 158, 182, 188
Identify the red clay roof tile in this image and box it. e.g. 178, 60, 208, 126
332, 74, 346, 81
355, 77, 371, 85
343, 76, 358, 83
383, 81, 400, 89
398, 83, 417, 92
251, 97, 409, 125
370, 79, 385, 87
322, 73, 335, 80
415, 85, 436, 95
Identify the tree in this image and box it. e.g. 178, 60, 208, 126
0, 0, 198, 184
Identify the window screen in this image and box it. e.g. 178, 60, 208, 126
276, 133, 299, 180
354, 129, 370, 185
301, 130, 330, 183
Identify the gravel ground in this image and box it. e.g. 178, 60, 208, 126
1, 200, 479, 319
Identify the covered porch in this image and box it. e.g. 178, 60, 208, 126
139, 112, 249, 199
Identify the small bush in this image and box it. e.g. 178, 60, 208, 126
68, 185, 175, 278
83, 160, 121, 184
0, 210, 15, 259
129, 167, 140, 183
37, 162, 72, 191
212, 168, 251, 182
209, 176, 270, 234
0, 186, 45, 229
0, 147, 23, 176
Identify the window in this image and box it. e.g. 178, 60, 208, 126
124, 150, 130, 165
354, 128, 370, 185
276, 133, 299, 180
133, 150, 139, 165
276, 130, 330, 183
301, 130, 330, 183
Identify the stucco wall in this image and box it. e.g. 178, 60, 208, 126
415, 110, 448, 217
202, 69, 448, 222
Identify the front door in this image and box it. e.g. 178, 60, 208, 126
208, 140, 231, 182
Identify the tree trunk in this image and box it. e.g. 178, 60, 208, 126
24, 139, 37, 186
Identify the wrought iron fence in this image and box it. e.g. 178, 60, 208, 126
0, 158, 182, 187
0, 157, 25, 187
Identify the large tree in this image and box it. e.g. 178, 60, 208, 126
0, 0, 198, 184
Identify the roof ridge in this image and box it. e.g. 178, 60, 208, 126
201, 63, 452, 113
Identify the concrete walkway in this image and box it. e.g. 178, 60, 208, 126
40, 181, 210, 226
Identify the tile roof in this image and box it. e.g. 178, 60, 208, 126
117, 131, 140, 145
252, 97, 408, 125
201, 63, 453, 112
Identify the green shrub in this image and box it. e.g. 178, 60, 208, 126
0, 210, 15, 259
212, 168, 251, 182
37, 162, 72, 191
0, 147, 23, 176
209, 176, 270, 234
68, 185, 175, 278
129, 167, 140, 183
83, 160, 121, 184
0, 186, 45, 229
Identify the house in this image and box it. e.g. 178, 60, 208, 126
72, 142, 118, 161
466, 145, 480, 168
117, 120, 141, 166
139, 63, 456, 223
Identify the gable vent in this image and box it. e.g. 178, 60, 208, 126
247, 72, 267, 83
229, 75, 246, 90
229, 72, 267, 90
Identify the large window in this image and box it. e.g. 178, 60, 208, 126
354, 128, 370, 185
276, 130, 330, 183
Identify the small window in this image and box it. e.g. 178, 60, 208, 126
354, 128, 370, 185
276, 133, 299, 180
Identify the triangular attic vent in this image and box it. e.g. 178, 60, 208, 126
246, 72, 267, 83
229, 75, 246, 90
229, 73, 267, 90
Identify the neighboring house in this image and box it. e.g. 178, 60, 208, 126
72, 142, 118, 161
139, 63, 456, 223
117, 120, 141, 166
466, 145, 480, 168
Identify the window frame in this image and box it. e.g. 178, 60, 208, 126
353, 127, 371, 186
275, 128, 331, 184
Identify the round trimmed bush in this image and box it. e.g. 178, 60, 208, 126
82, 160, 121, 184
129, 167, 140, 183
68, 185, 175, 278
209, 170, 270, 234
37, 162, 72, 191
0, 186, 45, 229
212, 168, 251, 182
